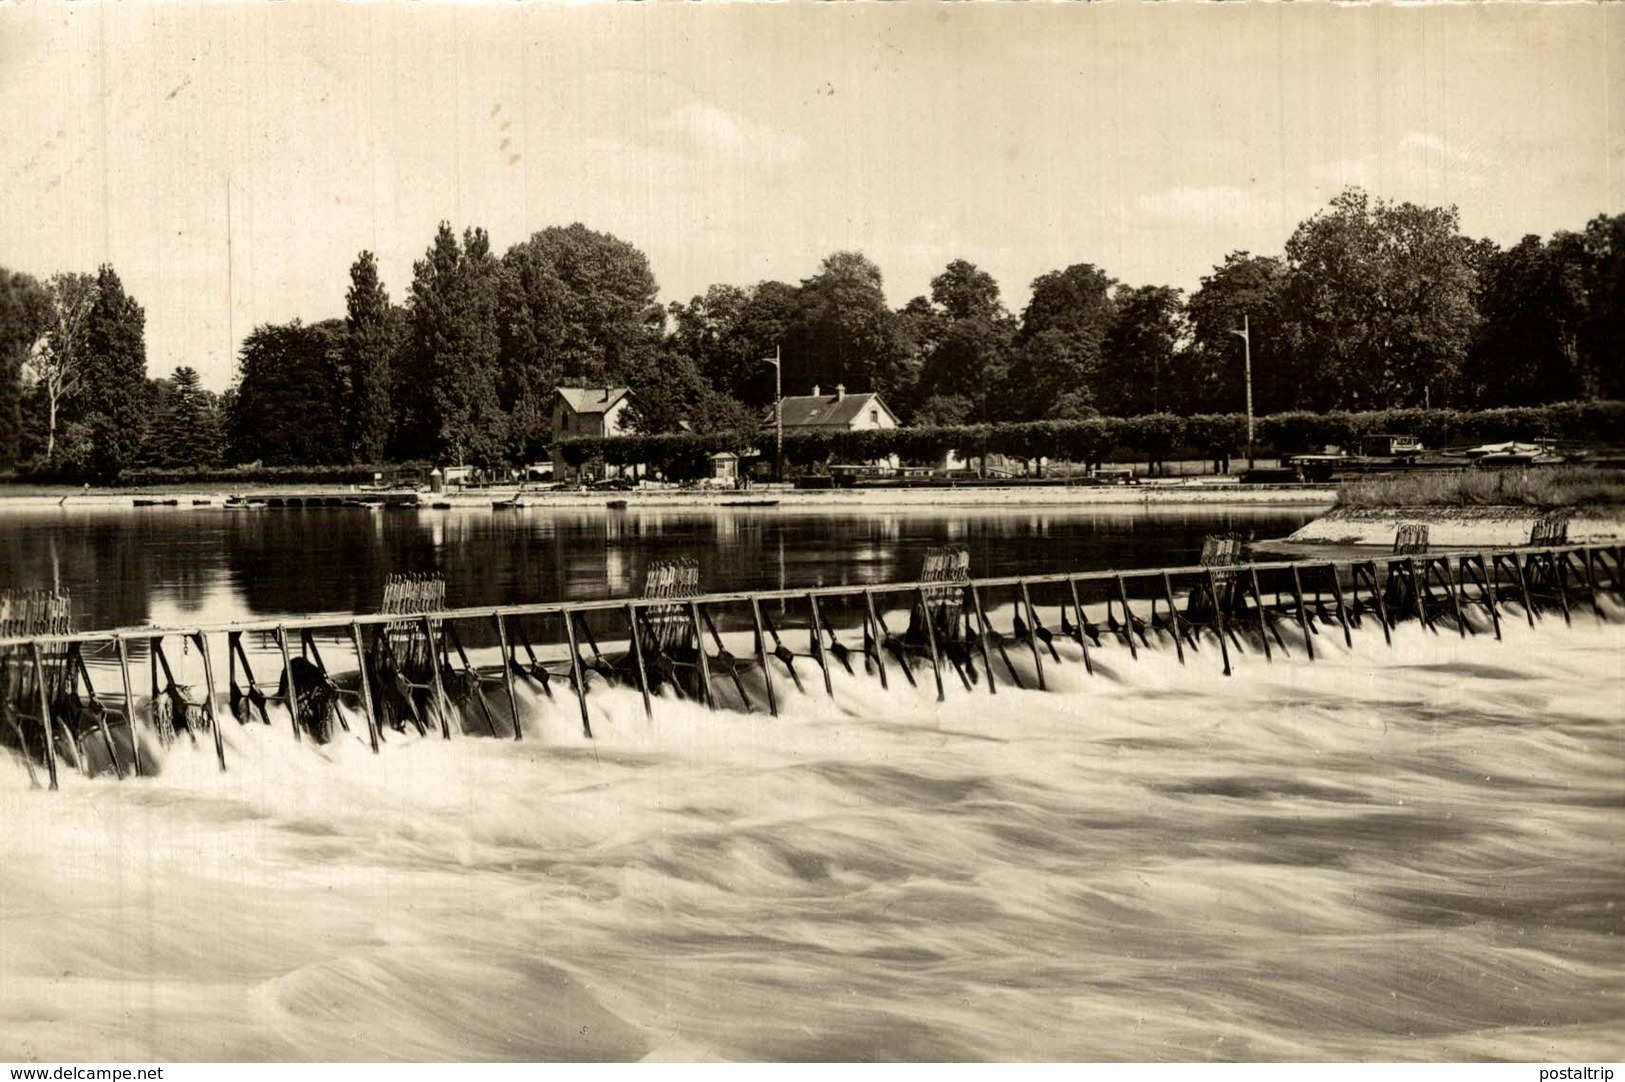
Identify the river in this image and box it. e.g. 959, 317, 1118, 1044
0, 503, 1620, 1062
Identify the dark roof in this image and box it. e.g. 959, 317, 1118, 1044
771, 391, 896, 430
555, 386, 630, 415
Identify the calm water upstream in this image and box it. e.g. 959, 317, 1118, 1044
0, 503, 1320, 631
1, 502, 1621, 1062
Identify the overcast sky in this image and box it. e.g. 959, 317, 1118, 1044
1, 2, 1619, 390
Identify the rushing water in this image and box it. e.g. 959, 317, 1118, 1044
0, 504, 1317, 631
1, 505, 1621, 1062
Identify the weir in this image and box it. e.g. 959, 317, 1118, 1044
1, 542, 1621, 788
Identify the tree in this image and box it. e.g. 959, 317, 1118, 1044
498, 222, 664, 386
345, 251, 396, 463
78, 265, 151, 480
789, 252, 909, 402
1098, 285, 1188, 416
666, 284, 750, 386
930, 258, 1004, 323
624, 346, 711, 434
146, 366, 222, 468
891, 294, 945, 420
719, 281, 802, 408
0, 268, 50, 469
1281, 188, 1480, 410
913, 259, 1016, 425
399, 223, 506, 465
228, 320, 348, 465
20, 272, 96, 461
1185, 252, 1298, 415
1008, 263, 1118, 420
1575, 212, 1625, 400
495, 223, 664, 456
1462, 234, 1589, 406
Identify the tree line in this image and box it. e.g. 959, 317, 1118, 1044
558, 401, 1625, 481
2, 187, 1622, 479
0, 266, 221, 480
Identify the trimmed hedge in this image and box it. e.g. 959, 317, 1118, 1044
557, 400, 1625, 474
112, 464, 392, 487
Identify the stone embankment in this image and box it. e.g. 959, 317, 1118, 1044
1, 481, 1338, 511
1287, 505, 1625, 548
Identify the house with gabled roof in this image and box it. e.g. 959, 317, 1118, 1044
552, 385, 633, 480
771, 384, 899, 434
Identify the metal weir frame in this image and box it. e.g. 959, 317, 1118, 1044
2, 545, 1618, 652
2, 543, 1619, 788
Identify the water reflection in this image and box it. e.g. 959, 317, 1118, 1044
0, 504, 1321, 632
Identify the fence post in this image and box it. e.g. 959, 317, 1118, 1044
750, 598, 779, 715
623, 605, 653, 721
275, 627, 302, 743
1246, 567, 1277, 658
1112, 576, 1139, 660
192, 633, 227, 771
1018, 581, 1047, 690
1158, 573, 1185, 666
807, 595, 835, 698
685, 602, 715, 711
73, 645, 123, 780
1206, 570, 1232, 676
562, 610, 595, 737
968, 584, 999, 691
421, 616, 454, 739
30, 641, 59, 791
350, 623, 383, 753
1324, 564, 1353, 649
1066, 576, 1092, 676
1469, 554, 1501, 641
970, 582, 1018, 687
916, 586, 946, 703
115, 635, 142, 776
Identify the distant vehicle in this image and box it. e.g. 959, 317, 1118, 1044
1359, 434, 1423, 459
1088, 466, 1138, 484
1464, 439, 1572, 466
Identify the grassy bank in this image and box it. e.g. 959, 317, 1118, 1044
1336, 466, 1625, 510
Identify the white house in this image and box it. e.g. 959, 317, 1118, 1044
772, 384, 899, 435
552, 386, 633, 480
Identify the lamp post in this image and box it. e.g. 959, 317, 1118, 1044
1228, 314, 1255, 470
761, 346, 783, 483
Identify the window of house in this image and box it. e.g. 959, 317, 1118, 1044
869, 409, 879, 425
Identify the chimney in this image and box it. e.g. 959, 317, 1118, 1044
812, 384, 820, 397
836, 383, 846, 400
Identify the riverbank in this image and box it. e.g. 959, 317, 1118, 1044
1283, 505, 1625, 548
1277, 466, 1625, 549
0, 479, 1337, 511
1335, 465, 1625, 511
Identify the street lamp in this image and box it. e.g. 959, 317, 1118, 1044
761, 346, 783, 483
1228, 315, 1256, 470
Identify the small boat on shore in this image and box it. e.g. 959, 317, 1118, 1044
720, 499, 780, 507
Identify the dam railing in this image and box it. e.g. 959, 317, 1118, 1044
1, 542, 1620, 789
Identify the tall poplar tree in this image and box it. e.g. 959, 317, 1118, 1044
345, 251, 395, 463
399, 223, 505, 465
79, 265, 151, 480
0, 268, 50, 469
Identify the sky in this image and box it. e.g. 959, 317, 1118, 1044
1, 1, 1619, 390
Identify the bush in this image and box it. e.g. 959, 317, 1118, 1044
492, 401, 1625, 478
114, 463, 386, 487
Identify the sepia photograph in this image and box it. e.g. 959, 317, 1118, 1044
0, 0, 1621, 1066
